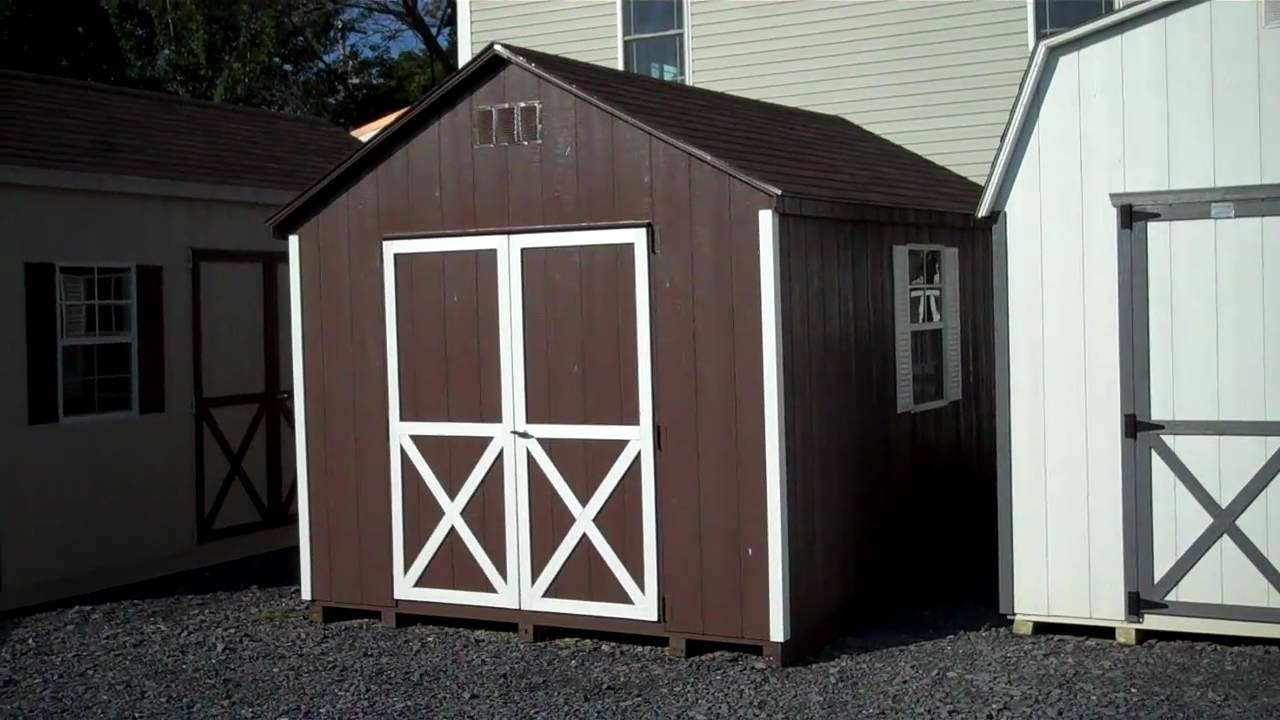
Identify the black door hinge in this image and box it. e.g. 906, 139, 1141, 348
1127, 590, 1167, 618
654, 424, 662, 452
648, 229, 660, 255
1123, 414, 1164, 439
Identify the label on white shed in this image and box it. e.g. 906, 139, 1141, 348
1209, 201, 1235, 219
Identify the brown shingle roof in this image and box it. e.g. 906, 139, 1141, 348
270, 43, 982, 233
0, 70, 361, 192
505, 45, 981, 214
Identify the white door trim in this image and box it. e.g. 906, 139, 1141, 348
508, 226, 659, 621
383, 235, 521, 608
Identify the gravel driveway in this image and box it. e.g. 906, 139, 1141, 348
3, 583, 1279, 719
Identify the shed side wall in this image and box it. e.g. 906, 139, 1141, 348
297, 63, 774, 640
778, 210, 995, 640
996, 0, 1280, 621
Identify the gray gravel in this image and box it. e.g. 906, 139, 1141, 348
3, 585, 1279, 719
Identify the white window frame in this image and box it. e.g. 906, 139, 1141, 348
899, 244, 957, 414
616, 0, 693, 85
55, 263, 140, 422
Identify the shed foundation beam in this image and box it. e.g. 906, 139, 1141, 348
1010, 618, 1037, 637
1114, 627, 1145, 646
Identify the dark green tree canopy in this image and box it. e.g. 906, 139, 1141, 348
0, 0, 454, 128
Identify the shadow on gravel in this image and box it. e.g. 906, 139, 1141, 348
0, 547, 299, 620
807, 603, 1005, 664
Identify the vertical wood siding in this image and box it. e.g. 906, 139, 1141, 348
296, 63, 774, 639
996, 0, 1280, 621
778, 209, 995, 641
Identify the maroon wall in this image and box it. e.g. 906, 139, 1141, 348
777, 204, 996, 642
295, 63, 774, 641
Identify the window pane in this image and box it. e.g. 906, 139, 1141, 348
60, 267, 95, 302
62, 302, 91, 338
627, 0, 680, 35
96, 342, 133, 377
97, 270, 131, 301
1038, 0, 1111, 36
911, 329, 944, 405
96, 303, 130, 336
626, 35, 683, 81
909, 288, 942, 325
62, 345, 95, 416
96, 376, 133, 413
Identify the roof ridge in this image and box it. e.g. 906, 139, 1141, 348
0, 68, 339, 128
498, 44, 853, 126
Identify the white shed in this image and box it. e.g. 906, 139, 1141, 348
980, 0, 1280, 641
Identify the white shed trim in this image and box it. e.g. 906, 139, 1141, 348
287, 234, 313, 600
977, 0, 1189, 218
758, 208, 791, 642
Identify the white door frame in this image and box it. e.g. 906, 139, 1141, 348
382, 228, 657, 620
383, 235, 520, 608
508, 227, 658, 621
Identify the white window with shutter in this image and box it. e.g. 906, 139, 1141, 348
893, 245, 962, 413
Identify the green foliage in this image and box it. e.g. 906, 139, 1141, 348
0, 0, 454, 128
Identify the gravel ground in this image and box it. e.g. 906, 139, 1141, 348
3, 584, 1280, 719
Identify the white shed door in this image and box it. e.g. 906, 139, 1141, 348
1130, 213, 1280, 622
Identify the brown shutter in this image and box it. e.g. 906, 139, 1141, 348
136, 264, 166, 414
25, 262, 59, 425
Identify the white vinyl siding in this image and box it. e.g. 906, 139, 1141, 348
997, 0, 1280, 622
688, 0, 1030, 183
470, 0, 618, 68
466, 0, 1030, 184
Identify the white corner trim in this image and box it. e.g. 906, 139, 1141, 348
287, 234, 313, 601
684, 0, 694, 85
615, 0, 625, 70
456, 0, 473, 65
977, 0, 1183, 217
758, 209, 790, 642
1025, 0, 1037, 50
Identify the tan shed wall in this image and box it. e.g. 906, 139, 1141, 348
0, 176, 294, 610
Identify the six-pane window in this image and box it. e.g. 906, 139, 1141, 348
59, 265, 136, 417
621, 0, 686, 83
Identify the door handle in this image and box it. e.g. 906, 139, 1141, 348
511, 429, 533, 439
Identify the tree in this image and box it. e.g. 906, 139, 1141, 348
0, 0, 131, 84
0, 1, 457, 128
337, 1, 456, 79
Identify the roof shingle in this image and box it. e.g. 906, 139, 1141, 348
504, 45, 981, 214
0, 70, 361, 192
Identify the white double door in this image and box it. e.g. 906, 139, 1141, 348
383, 228, 657, 621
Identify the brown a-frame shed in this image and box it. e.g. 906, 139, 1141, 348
270, 44, 995, 664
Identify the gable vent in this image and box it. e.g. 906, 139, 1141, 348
475, 101, 543, 147
495, 106, 517, 145
474, 107, 495, 147
517, 102, 542, 143
1267, 0, 1280, 28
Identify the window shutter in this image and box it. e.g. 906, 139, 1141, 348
943, 247, 963, 401
25, 262, 59, 425
892, 246, 913, 413
136, 264, 166, 414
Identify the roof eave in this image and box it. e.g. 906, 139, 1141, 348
975, 0, 1188, 218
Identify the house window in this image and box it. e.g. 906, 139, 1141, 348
620, 0, 687, 83
1034, 0, 1113, 39
893, 245, 962, 413
58, 265, 136, 417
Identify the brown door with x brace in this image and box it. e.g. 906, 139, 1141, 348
192, 249, 296, 543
